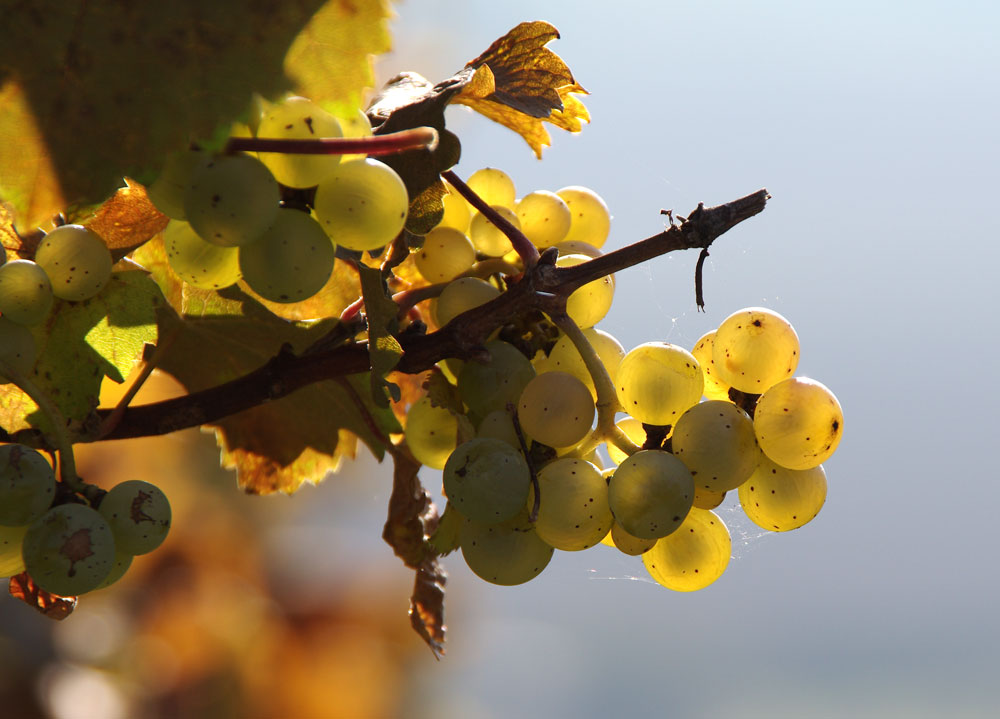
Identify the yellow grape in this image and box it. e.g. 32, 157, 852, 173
256, 96, 343, 188
739, 455, 827, 531
713, 307, 799, 393
460, 510, 553, 586
433, 277, 501, 327
643, 508, 731, 592
164, 220, 241, 290
754, 377, 843, 470
690, 331, 732, 401
606, 416, 650, 465
437, 189, 472, 234
517, 371, 595, 449
531, 458, 612, 551
466, 167, 516, 209
515, 190, 571, 248
405, 396, 459, 470
556, 186, 611, 248
35, 224, 113, 301
671, 400, 759, 493
547, 327, 625, 401
616, 342, 703, 426
608, 449, 694, 539
313, 158, 409, 252
555, 253, 614, 328
415, 227, 476, 282
609, 521, 656, 556
469, 205, 520, 257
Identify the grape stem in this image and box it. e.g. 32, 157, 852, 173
0, 358, 98, 502
47, 189, 769, 444
507, 402, 541, 522
441, 170, 540, 268
224, 126, 439, 156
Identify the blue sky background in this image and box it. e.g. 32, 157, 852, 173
356, 1, 1000, 716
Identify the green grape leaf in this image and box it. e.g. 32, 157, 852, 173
0, 270, 162, 434
358, 264, 402, 407
0, 0, 391, 230
427, 503, 462, 557
148, 277, 399, 496
421, 367, 475, 444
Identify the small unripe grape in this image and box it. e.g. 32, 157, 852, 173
23, 504, 117, 596
34, 225, 113, 301
0, 316, 37, 383
184, 154, 280, 247
0, 444, 56, 526
97, 480, 171, 555
0, 259, 53, 325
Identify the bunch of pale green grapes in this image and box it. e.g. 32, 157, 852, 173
0, 443, 171, 596
147, 95, 412, 304
0, 224, 115, 382
404, 174, 843, 590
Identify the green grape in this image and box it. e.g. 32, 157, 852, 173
97, 480, 171, 555
554, 240, 602, 259
642, 508, 731, 592
147, 149, 210, 220
164, 220, 242, 290
437, 187, 472, 234
0, 524, 28, 576
693, 487, 726, 510
531, 458, 612, 551
608, 449, 694, 539
183, 154, 280, 247
257, 96, 343, 188
754, 377, 843, 470
0, 316, 37, 383
0, 259, 53, 325
476, 410, 521, 450
556, 186, 611, 248
415, 226, 476, 282
469, 205, 520, 257
332, 106, 373, 163
616, 342, 703, 426
443, 438, 530, 524
690, 331, 732, 401
465, 167, 516, 209
313, 158, 409, 251
23, 504, 116, 596
239, 208, 336, 303
515, 190, 571, 248
433, 277, 500, 327
712, 307, 800, 393
609, 520, 656, 556
457, 340, 536, 418
547, 327, 625, 400
739, 456, 827, 531
93, 550, 133, 590
404, 395, 459, 470
460, 509, 553, 586
555, 254, 614, 328
0, 445, 56, 526
517, 371, 595, 449
671, 400, 759, 493
34, 224, 113, 301
606, 416, 650, 465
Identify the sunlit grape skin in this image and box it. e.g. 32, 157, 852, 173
256, 95, 343, 188
753, 377, 844, 470
183, 154, 280, 248
0, 259, 53, 325
313, 158, 409, 252
642, 508, 731, 592
532, 458, 612, 551
712, 307, 800, 393
460, 511, 553, 586
608, 449, 694, 540
34, 224, 113, 301
164, 220, 241, 290
405, 396, 459, 470
616, 342, 703, 426
443, 438, 530, 525
517, 371, 595, 449
739, 456, 827, 531
556, 185, 611, 248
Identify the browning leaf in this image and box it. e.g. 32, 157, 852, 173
8, 572, 77, 620
411, 559, 446, 658
83, 180, 169, 260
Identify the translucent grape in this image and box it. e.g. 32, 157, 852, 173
532, 458, 612, 551
754, 377, 843, 470
556, 186, 611, 248
147, 149, 210, 220
34, 225, 113, 301
476, 410, 521, 450
23, 504, 117, 596
517, 371, 595, 449
460, 510, 553, 586
469, 205, 520, 257
616, 342, 703, 426
313, 158, 409, 251
0, 259, 53, 325
690, 331, 732, 401
739, 456, 827, 531
443, 438, 530, 524
93, 550, 133, 590
0, 445, 56, 526
609, 521, 656, 556
97, 480, 171, 555
433, 277, 500, 327
332, 106, 373, 163
465, 168, 516, 209
0, 524, 27, 577
164, 220, 241, 290
183, 154, 280, 247
256, 96, 343, 188
693, 487, 726, 510
457, 340, 536, 418
554, 240, 602, 259
606, 416, 649, 465
404, 396, 459, 470
671, 400, 759, 493
555, 253, 614, 328
415, 227, 476, 282
239, 208, 336, 303
642, 508, 731, 592
713, 307, 800, 393
547, 327, 625, 400
437, 188, 472, 234
0, 316, 37, 383
608, 449, 694, 539
515, 190, 571, 248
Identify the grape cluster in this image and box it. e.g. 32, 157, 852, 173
403, 172, 843, 590
147, 95, 409, 304
0, 224, 115, 382
0, 444, 171, 596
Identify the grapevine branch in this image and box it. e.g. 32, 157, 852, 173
27, 189, 769, 446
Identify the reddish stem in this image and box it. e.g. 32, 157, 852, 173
225, 127, 439, 156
